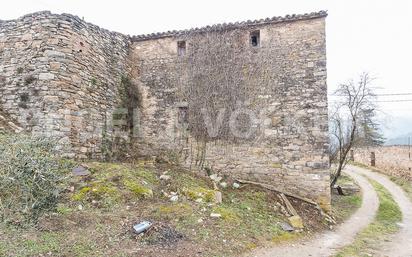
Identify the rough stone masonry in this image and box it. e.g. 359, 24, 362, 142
0, 11, 330, 210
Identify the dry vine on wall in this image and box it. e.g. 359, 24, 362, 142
174, 28, 278, 168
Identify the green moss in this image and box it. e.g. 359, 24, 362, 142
213, 205, 241, 223
70, 162, 160, 206
72, 187, 91, 201
183, 187, 216, 202
91, 183, 119, 198
90, 78, 97, 86
135, 169, 159, 184
271, 163, 282, 168
123, 179, 153, 198
157, 203, 193, 220
271, 232, 299, 243
72, 182, 120, 207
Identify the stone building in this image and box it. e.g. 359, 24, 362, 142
0, 11, 330, 210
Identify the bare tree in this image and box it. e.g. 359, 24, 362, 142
329, 73, 382, 188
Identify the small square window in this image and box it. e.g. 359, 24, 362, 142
178, 106, 189, 124
177, 41, 186, 56
250, 30, 260, 47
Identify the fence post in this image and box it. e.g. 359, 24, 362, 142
409, 137, 411, 171
349, 150, 354, 161
371, 151, 375, 167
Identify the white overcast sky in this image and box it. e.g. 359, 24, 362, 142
1, 0, 411, 138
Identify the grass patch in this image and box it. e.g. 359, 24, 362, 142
156, 203, 193, 220
0, 162, 307, 257
182, 186, 216, 203
351, 161, 412, 202
70, 162, 156, 208
332, 174, 362, 223
389, 176, 412, 202
335, 179, 402, 257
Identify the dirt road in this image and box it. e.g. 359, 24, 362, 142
251, 165, 412, 257
351, 166, 412, 257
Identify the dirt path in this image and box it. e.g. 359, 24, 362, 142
349, 165, 412, 257
251, 169, 379, 257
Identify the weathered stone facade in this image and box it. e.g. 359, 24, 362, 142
0, 11, 130, 158
0, 11, 330, 209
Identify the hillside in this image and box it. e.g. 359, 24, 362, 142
386, 132, 412, 146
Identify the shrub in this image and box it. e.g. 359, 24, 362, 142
0, 133, 69, 224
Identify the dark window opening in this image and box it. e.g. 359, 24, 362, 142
178, 106, 189, 125
250, 30, 260, 47
177, 41, 186, 56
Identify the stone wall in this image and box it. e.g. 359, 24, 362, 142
0, 11, 330, 209
0, 11, 130, 158
131, 15, 330, 210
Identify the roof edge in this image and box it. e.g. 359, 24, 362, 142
131, 10, 327, 42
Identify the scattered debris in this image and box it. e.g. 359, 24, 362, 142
232, 182, 240, 189
133, 221, 153, 235
280, 222, 295, 232
280, 193, 298, 217
72, 166, 90, 176
324, 214, 337, 225
210, 213, 222, 218
210, 174, 222, 183
236, 179, 318, 206
169, 192, 179, 202
219, 182, 228, 188
276, 202, 289, 216
160, 174, 171, 181
197, 218, 203, 223
288, 215, 304, 229
214, 191, 222, 204
143, 223, 184, 246
336, 183, 360, 194
333, 185, 345, 195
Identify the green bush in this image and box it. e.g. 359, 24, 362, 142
0, 133, 69, 224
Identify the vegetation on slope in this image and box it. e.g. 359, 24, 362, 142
351, 161, 412, 202
335, 180, 402, 257
0, 133, 350, 256
0, 160, 319, 257
332, 174, 362, 223
0, 133, 72, 224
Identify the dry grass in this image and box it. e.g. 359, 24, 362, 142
354, 146, 412, 180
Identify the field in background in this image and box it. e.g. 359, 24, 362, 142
354, 146, 412, 180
